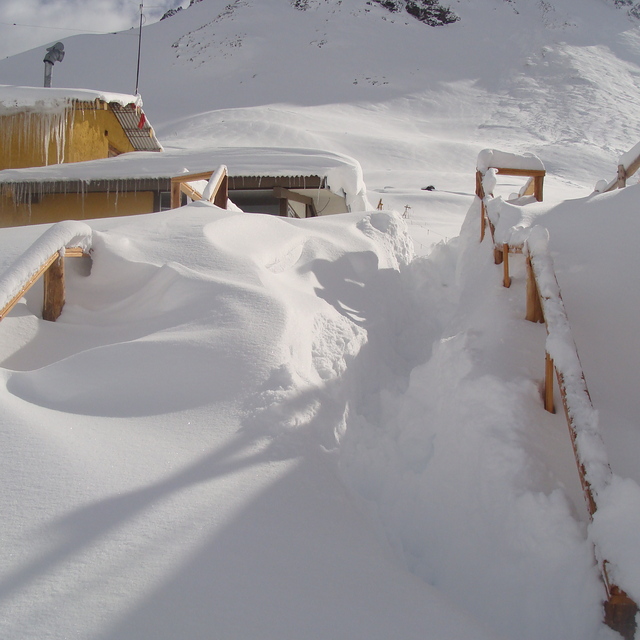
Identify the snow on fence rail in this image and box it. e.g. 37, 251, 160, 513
475, 149, 545, 244
476, 151, 638, 639
0, 220, 92, 323
597, 140, 640, 193
170, 164, 228, 209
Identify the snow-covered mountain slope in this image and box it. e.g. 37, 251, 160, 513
1, 0, 640, 250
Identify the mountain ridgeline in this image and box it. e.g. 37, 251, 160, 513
363, 0, 459, 26
613, 0, 640, 18
163, 0, 460, 27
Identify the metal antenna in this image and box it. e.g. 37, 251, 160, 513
135, 3, 144, 95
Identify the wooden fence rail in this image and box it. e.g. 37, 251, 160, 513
0, 221, 92, 323
601, 141, 640, 193
525, 229, 637, 638
170, 165, 228, 210
476, 153, 638, 638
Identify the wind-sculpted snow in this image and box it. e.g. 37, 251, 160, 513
0, 188, 635, 638
4, 204, 505, 640
335, 205, 610, 640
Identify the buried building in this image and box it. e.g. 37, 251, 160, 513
0, 146, 371, 227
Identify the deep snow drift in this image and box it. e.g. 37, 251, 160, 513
0, 205, 500, 640
0, 186, 637, 639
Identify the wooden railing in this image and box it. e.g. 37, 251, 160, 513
0, 221, 92, 323
601, 141, 640, 193
476, 153, 638, 638
475, 149, 545, 245
170, 165, 228, 210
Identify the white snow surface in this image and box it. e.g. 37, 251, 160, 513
476, 149, 545, 174
0, 0, 639, 638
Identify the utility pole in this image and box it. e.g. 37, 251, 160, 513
135, 3, 144, 95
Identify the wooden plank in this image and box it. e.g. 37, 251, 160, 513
534, 175, 544, 202
544, 352, 555, 413
507, 244, 524, 255
502, 244, 511, 288
273, 187, 314, 206
526, 243, 638, 637
555, 368, 638, 638
306, 200, 318, 218
170, 180, 182, 209
199, 166, 228, 209
617, 164, 627, 190
476, 171, 486, 242
64, 247, 87, 258
42, 252, 65, 322
495, 168, 546, 177
475, 170, 484, 199
0, 252, 59, 321
172, 171, 215, 184
603, 579, 638, 640
521, 177, 535, 197
180, 182, 203, 201
625, 155, 640, 181
212, 174, 228, 210
525, 257, 544, 323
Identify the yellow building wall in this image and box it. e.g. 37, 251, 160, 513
0, 103, 136, 171
66, 106, 136, 163
0, 191, 156, 228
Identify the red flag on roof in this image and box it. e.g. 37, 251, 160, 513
138, 112, 146, 129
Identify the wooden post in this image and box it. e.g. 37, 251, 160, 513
534, 174, 544, 201
544, 352, 555, 413
617, 164, 627, 190
213, 174, 228, 209
476, 171, 486, 242
604, 584, 638, 640
525, 257, 544, 323
170, 180, 182, 209
42, 252, 65, 322
503, 244, 511, 288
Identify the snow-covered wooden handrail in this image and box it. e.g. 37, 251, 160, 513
476, 151, 638, 636
170, 165, 228, 210
0, 220, 92, 323
600, 141, 640, 193
522, 227, 637, 637
475, 149, 545, 243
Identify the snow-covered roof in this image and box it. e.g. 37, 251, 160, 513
0, 85, 142, 113
0, 146, 370, 209
0, 85, 161, 153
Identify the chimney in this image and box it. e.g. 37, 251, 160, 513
43, 42, 65, 88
